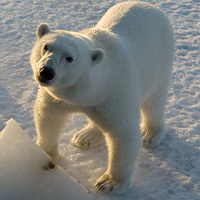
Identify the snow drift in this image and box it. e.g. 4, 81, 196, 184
0, 119, 93, 200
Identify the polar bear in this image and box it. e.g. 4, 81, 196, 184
31, 1, 174, 194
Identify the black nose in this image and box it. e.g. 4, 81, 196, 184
39, 67, 55, 83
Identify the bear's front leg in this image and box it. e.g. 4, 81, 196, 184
95, 131, 142, 194
93, 104, 142, 194
35, 89, 69, 169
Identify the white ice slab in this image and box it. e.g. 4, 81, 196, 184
0, 119, 93, 200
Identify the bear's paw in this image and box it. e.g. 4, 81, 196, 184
95, 172, 132, 194
71, 126, 103, 150
141, 125, 165, 148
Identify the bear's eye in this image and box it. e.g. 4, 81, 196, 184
66, 57, 73, 63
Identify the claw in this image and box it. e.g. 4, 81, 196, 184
98, 185, 106, 191
110, 186, 114, 192
95, 182, 100, 187
43, 161, 55, 170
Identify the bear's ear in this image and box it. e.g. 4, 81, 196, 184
91, 49, 105, 65
36, 23, 51, 39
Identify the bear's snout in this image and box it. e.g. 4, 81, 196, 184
39, 67, 55, 83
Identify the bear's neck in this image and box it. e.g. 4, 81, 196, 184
66, 58, 111, 106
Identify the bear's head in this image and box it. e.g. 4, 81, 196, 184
31, 24, 105, 103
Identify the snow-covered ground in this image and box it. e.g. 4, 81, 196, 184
0, 0, 200, 199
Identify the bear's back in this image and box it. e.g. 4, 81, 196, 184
96, 1, 171, 39
95, 1, 174, 102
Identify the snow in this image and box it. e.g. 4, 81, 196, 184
0, 119, 93, 200
0, 0, 200, 199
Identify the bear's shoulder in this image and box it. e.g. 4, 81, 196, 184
80, 28, 122, 50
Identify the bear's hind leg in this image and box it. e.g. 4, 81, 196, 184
140, 85, 168, 148
71, 121, 103, 150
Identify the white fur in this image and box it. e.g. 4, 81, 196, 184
31, 1, 175, 194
